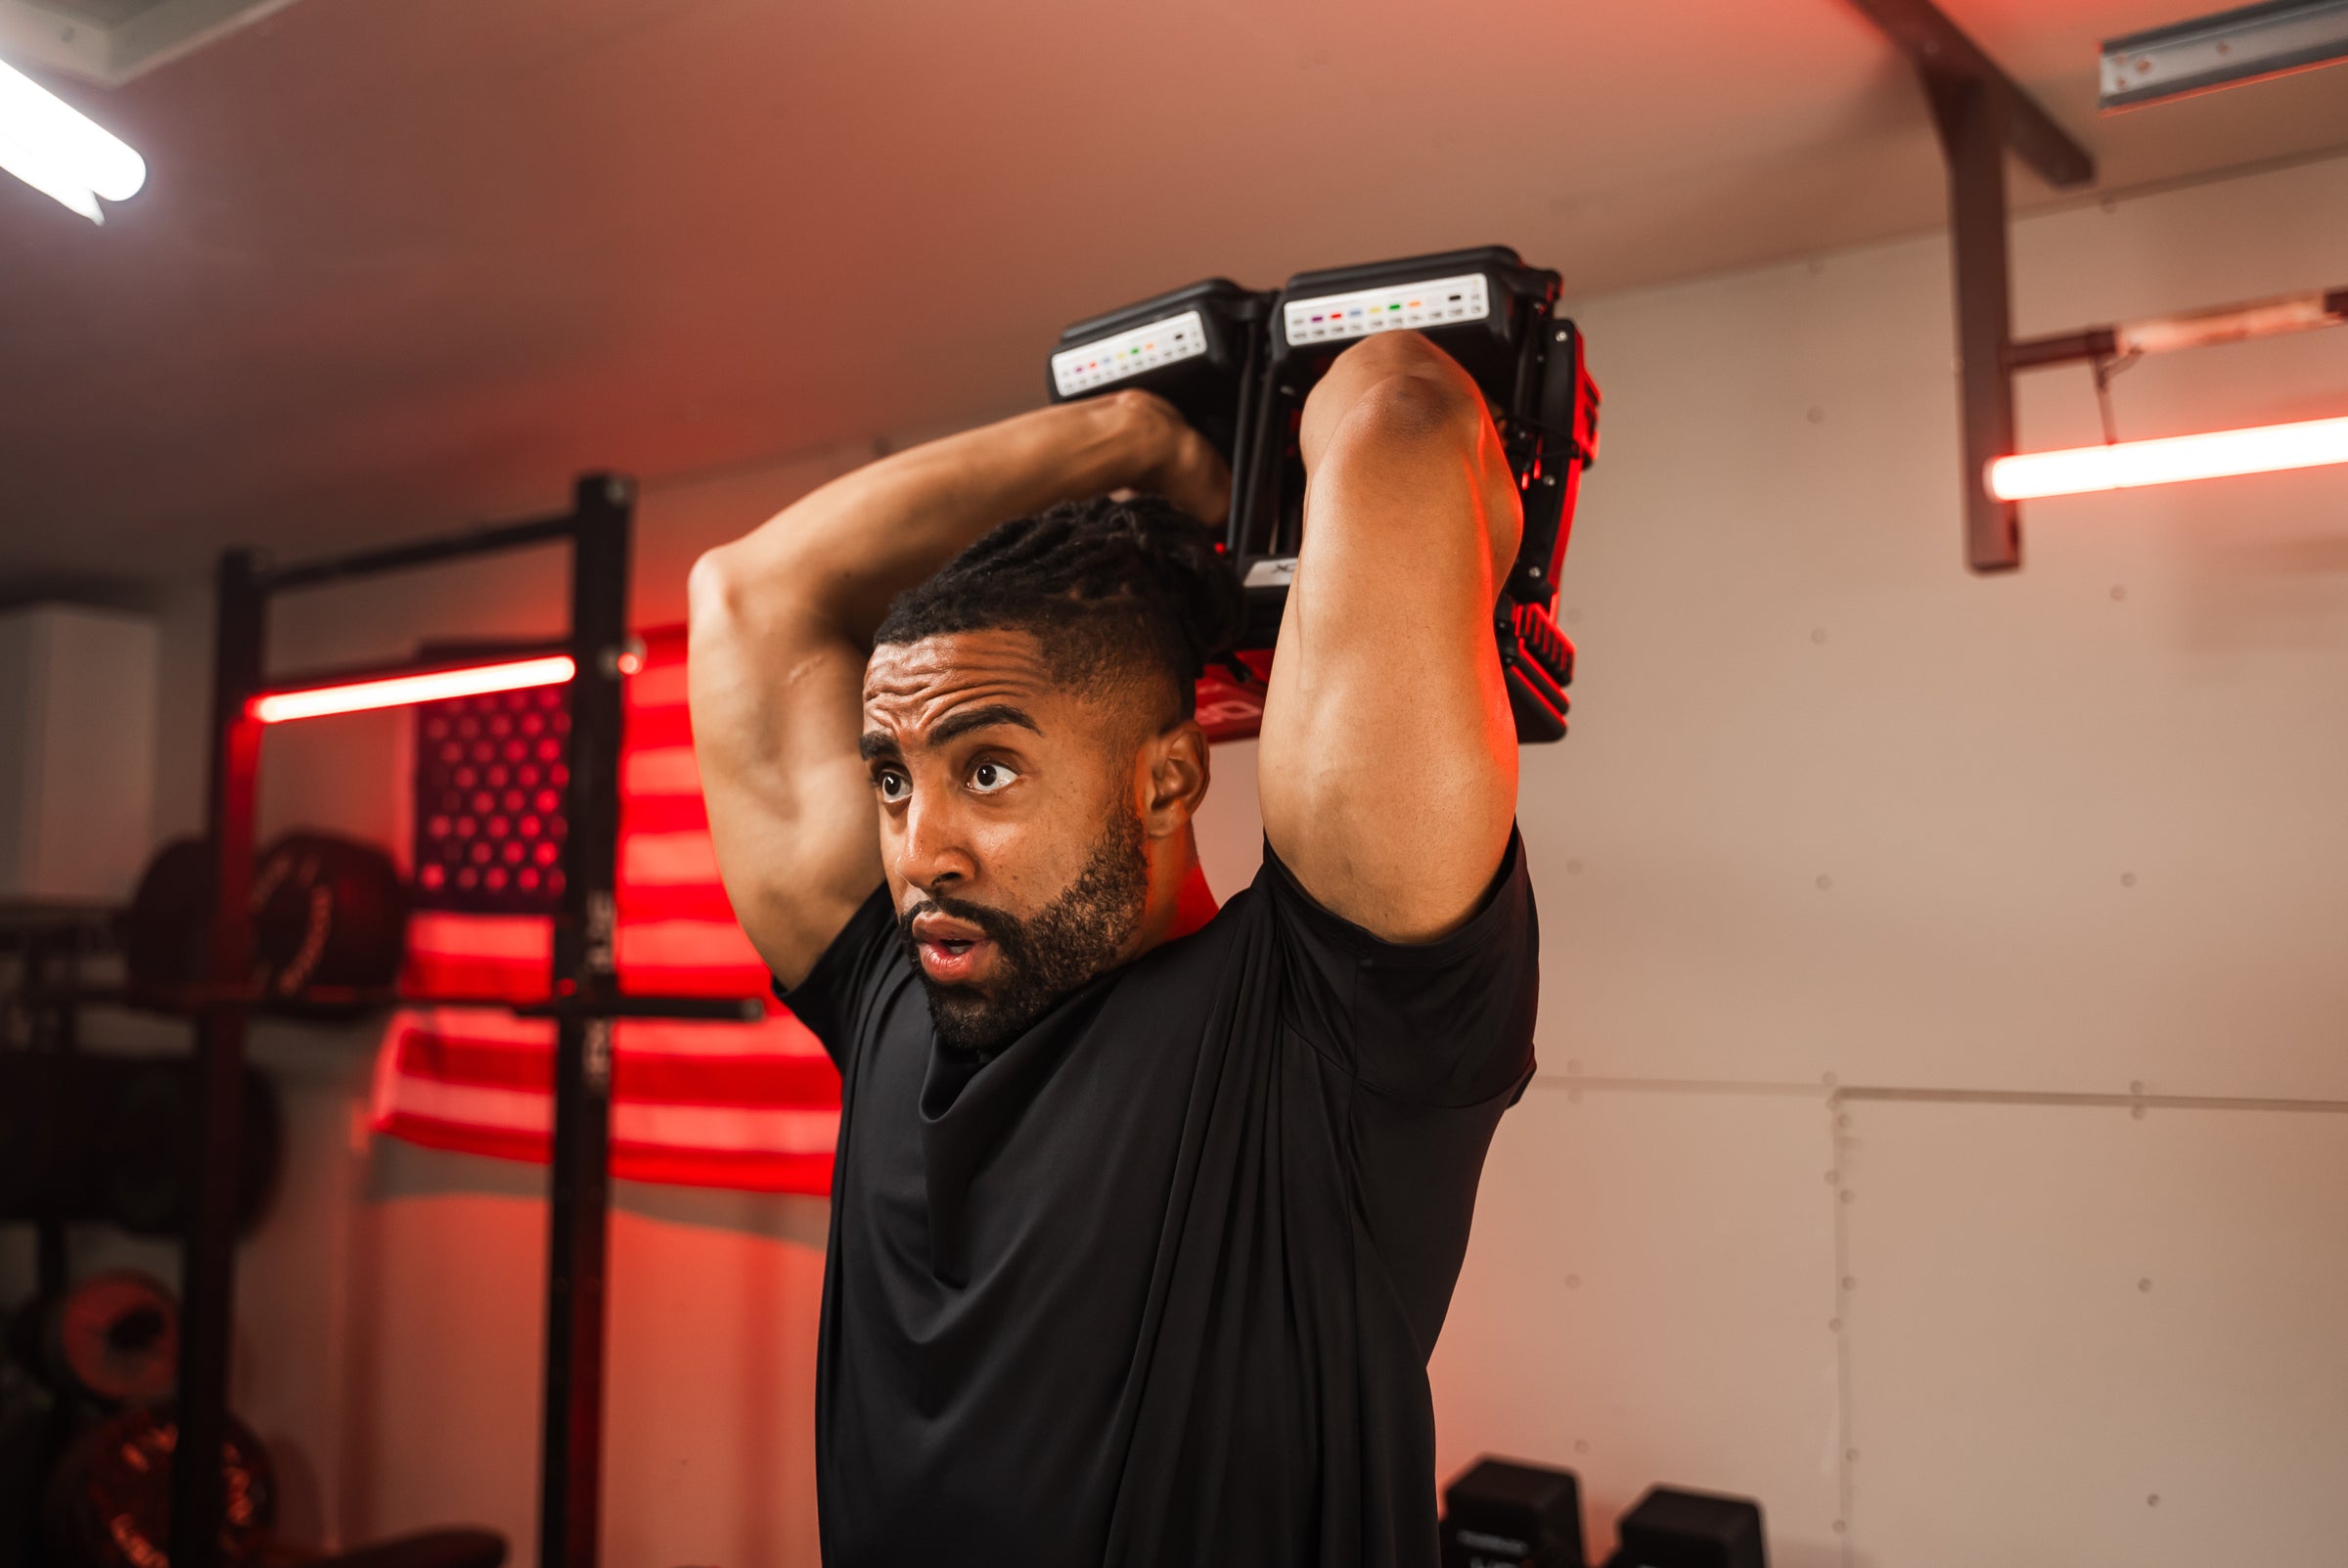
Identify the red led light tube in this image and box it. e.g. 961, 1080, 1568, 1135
250, 654, 576, 724
1987, 414, 2348, 502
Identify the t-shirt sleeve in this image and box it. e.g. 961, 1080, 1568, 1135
773, 883, 901, 1073
1257, 827, 1539, 1107
1256, 829, 1540, 1354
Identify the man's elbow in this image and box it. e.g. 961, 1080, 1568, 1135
1346, 371, 1481, 446
1320, 338, 1485, 450
688, 544, 748, 640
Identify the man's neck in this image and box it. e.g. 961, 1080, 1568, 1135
1133, 846, 1219, 959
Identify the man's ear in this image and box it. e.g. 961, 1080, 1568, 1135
1140, 718, 1212, 837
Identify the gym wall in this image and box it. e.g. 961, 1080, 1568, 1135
7, 144, 2342, 1568
1416, 146, 2348, 1567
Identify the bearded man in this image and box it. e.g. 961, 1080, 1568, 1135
689, 329, 1539, 1568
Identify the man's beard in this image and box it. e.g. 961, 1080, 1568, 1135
897, 807, 1149, 1059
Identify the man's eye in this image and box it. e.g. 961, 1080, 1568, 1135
875, 772, 910, 802
970, 761, 1018, 794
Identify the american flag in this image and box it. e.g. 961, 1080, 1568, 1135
373, 627, 842, 1195
374, 628, 1271, 1194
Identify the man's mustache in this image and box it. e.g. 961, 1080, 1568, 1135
896, 891, 1026, 960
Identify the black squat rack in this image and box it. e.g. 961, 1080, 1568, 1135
184, 473, 748, 1568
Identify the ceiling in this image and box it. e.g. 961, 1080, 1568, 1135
2, 0, 2344, 590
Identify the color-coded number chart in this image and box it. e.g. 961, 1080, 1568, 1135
1282, 271, 1491, 347
1052, 308, 1210, 396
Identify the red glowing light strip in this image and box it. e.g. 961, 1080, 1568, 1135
251, 654, 576, 724
1987, 415, 2348, 502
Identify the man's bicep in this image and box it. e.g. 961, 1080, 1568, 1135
1256, 414, 1518, 944
689, 577, 883, 990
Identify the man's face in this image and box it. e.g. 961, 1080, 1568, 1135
860, 628, 1151, 1056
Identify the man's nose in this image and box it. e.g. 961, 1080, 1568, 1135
895, 789, 975, 894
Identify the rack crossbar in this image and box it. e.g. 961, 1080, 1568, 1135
260, 512, 580, 594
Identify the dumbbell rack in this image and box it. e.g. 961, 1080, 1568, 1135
183, 474, 739, 1568
0, 900, 115, 1375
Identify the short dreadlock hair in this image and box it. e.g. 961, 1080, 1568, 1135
873, 494, 1243, 725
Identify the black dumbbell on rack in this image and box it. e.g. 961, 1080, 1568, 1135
1438, 1456, 1769, 1568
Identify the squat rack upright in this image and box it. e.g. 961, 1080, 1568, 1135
186, 472, 739, 1568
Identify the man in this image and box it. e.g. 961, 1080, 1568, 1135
689, 329, 1538, 1567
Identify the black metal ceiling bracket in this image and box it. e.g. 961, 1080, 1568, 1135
1847, 0, 2098, 571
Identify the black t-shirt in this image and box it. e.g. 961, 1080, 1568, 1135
782, 831, 1539, 1568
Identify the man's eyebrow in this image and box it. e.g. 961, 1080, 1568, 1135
857, 732, 902, 765
926, 704, 1042, 746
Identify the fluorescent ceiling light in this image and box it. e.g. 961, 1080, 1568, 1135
1986, 416, 2348, 500
2101, 0, 2348, 110
252, 656, 578, 724
0, 55, 145, 221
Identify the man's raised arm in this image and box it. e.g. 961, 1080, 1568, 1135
1257, 331, 1524, 944
688, 392, 1227, 988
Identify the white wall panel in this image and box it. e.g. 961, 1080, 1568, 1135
1430, 1084, 1845, 1567
604, 1187, 828, 1568
342, 1153, 549, 1551
1528, 152, 2348, 1100
1836, 1096, 2348, 1565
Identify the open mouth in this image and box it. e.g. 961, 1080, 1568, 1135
918, 935, 989, 983
910, 914, 996, 984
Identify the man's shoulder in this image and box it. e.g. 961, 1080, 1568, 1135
1101, 881, 1268, 1005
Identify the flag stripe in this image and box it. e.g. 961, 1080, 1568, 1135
392, 1025, 839, 1105
377, 623, 841, 1196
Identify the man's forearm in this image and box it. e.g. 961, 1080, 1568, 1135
686, 390, 1216, 984
696, 392, 1206, 650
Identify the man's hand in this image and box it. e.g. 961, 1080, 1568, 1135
689, 391, 1224, 989
1121, 393, 1231, 528
1257, 332, 1521, 944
